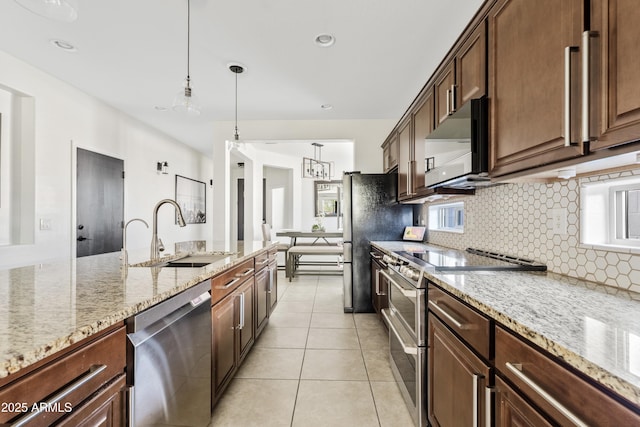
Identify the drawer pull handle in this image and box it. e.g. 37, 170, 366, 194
505, 362, 588, 427
218, 277, 240, 289
428, 300, 467, 330
236, 268, 255, 277
10, 364, 107, 427
259, 259, 269, 265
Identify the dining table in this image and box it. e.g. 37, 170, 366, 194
275, 230, 343, 246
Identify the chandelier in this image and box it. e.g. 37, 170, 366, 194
302, 143, 333, 180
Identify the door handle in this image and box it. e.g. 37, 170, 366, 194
77, 236, 90, 241
564, 46, 579, 146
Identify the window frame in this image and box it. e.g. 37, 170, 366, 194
428, 202, 464, 233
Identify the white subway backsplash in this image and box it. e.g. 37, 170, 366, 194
423, 168, 640, 293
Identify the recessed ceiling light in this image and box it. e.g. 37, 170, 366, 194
314, 34, 335, 47
50, 39, 77, 52
321, 104, 333, 110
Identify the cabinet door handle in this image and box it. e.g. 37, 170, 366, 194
446, 88, 451, 116
239, 292, 245, 330
428, 300, 467, 329
564, 46, 579, 147
485, 386, 494, 427
450, 84, 457, 114
505, 362, 588, 427
375, 270, 382, 296
267, 267, 274, 293
473, 374, 481, 427
582, 31, 598, 143
10, 364, 107, 427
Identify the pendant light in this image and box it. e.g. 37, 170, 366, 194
14, 0, 78, 22
229, 64, 244, 140
172, 0, 200, 115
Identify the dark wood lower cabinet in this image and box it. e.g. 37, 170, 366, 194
268, 258, 278, 314
212, 276, 255, 404
428, 313, 491, 427
58, 375, 126, 427
494, 375, 553, 427
255, 267, 269, 337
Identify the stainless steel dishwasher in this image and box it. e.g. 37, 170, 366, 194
127, 280, 211, 426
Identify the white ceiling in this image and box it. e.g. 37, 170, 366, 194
0, 0, 484, 155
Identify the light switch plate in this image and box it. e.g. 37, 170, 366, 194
39, 218, 52, 231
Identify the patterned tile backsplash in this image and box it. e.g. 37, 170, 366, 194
422, 168, 640, 293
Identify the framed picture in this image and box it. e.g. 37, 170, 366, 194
175, 175, 206, 224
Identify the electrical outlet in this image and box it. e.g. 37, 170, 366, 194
39, 218, 52, 231
551, 209, 567, 235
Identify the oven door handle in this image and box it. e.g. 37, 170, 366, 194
381, 270, 416, 299
381, 309, 418, 355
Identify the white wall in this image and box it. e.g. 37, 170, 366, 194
0, 51, 212, 268
211, 120, 392, 241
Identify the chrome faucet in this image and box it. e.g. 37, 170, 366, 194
121, 218, 149, 267
151, 199, 187, 262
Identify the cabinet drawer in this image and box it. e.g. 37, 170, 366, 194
0, 325, 126, 426
427, 285, 491, 359
211, 259, 254, 305
57, 374, 126, 427
254, 250, 270, 272
495, 326, 640, 426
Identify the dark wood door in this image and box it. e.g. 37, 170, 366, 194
435, 61, 456, 126
212, 294, 236, 399
268, 259, 278, 314
488, 0, 585, 177
412, 91, 432, 196
457, 22, 487, 108
76, 148, 124, 257
237, 278, 254, 363
428, 313, 490, 427
255, 268, 269, 336
494, 376, 553, 427
58, 375, 126, 427
591, 0, 640, 149
397, 119, 412, 200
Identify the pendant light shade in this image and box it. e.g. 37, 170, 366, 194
14, 0, 78, 22
172, 0, 200, 115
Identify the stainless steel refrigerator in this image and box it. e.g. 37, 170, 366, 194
342, 172, 414, 312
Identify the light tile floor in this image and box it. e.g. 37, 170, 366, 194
209, 271, 415, 427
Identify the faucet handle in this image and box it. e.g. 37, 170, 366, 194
158, 238, 165, 252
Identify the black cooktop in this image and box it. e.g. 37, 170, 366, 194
396, 247, 547, 272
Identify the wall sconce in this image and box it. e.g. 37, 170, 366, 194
157, 161, 169, 175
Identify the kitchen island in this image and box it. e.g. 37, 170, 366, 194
0, 240, 274, 379
372, 241, 640, 413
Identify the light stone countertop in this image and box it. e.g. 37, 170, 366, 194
0, 240, 274, 379
372, 241, 640, 407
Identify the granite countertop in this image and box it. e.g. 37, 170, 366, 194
372, 241, 640, 407
0, 240, 274, 379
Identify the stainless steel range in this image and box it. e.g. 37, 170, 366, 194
380, 246, 546, 427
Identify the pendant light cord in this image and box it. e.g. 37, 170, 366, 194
187, 0, 191, 83
234, 71, 239, 140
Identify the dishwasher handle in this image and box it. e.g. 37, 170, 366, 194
127, 291, 211, 348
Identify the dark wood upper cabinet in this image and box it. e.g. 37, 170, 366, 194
397, 118, 413, 200
435, 22, 486, 129
488, 0, 586, 177
382, 132, 399, 173
590, 0, 640, 150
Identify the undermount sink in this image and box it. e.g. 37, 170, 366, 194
131, 253, 234, 268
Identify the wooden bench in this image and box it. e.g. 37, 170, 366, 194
287, 245, 344, 280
